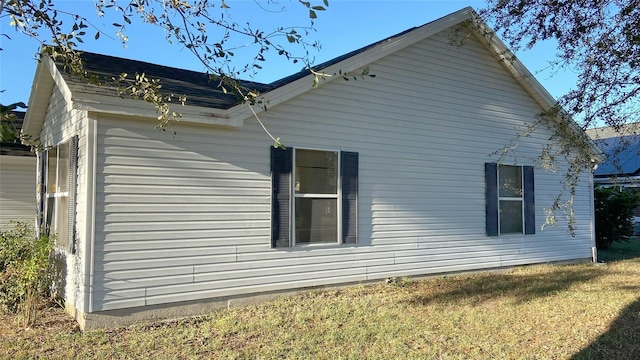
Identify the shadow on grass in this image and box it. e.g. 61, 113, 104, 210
598, 238, 640, 263
571, 297, 640, 359
407, 265, 606, 306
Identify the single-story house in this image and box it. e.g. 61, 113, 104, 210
0, 111, 37, 227
22, 7, 601, 330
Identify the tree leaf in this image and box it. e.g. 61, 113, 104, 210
309, 9, 317, 19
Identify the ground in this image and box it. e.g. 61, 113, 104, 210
1, 240, 639, 359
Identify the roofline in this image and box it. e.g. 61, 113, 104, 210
225, 7, 477, 123
23, 56, 57, 141
24, 55, 246, 133
23, 6, 602, 160
70, 93, 243, 127
466, 12, 603, 161
224, 6, 602, 161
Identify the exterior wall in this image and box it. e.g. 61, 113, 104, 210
39, 85, 90, 315
89, 26, 594, 315
0, 155, 36, 227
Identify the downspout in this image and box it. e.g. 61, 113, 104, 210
590, 164, 598, 263
83, 116, 98, 314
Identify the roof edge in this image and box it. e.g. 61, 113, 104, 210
72, 94, 243, 127
232, 7, 477, 119
466, 11, 603, 162
23, 56, 73, 142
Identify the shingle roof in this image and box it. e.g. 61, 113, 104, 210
59, 23, 421, 110
61, 52, 271, 109
0, 111, 34, 157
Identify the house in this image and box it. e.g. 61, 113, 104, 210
586, 124, 640, 233
22, 7, 601, 330
0, 111, 36, 227
586, 124, 640, 188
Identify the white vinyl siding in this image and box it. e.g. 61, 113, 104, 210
90, 26, 594, 311
0, 156, 36, 227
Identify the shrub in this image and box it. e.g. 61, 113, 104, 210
0, 221, 53, 326
594, 187, 639, 250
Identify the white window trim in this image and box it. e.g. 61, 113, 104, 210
497, 165, 525, 235
292, 147, 342, 247
45, 143, 71, 248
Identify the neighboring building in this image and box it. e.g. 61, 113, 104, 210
0, 111, 36, 227
586, 124, 640, 188
586, 124, 640, 234
22, 7, 601, 330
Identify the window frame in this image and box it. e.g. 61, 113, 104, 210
43, 136, 78, 252
497, 164, 524, 235
292, 147, 341, 246
485, 162, 535, 237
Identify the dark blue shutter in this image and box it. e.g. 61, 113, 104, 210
523, 165, 535, 235
67, 136, 79, 253
485, 162, 499, 236
271, 147, 292, 247
37, 149, 47, 232
341, 152, 358, 244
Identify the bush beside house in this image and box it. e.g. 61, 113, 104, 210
594, 187, 639, 250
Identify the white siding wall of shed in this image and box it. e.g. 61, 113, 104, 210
92, 28, 594, 311
0, 156, 36, 226
40, 85, 90, 313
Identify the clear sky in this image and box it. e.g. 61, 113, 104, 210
0, 0, 576, 106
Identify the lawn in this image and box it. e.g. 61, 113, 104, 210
1, 243, 639, 359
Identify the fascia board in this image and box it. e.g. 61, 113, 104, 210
71, 94, 242, 127
22, 56, 60, 140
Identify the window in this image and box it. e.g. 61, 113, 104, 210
485, 163, 535, 236
44, 136, 78, 251
271, 147, 358, 247
295, 149, 339, 244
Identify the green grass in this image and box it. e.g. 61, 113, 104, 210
598, 237, 640, 262
2, 255, 639, 359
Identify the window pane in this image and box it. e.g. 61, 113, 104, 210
500, 200, 523, 234
47, 148, 58, 193
295, 198, 337, 244
45, 197, 55, 236
295, 149, 337, 194
499, 165, 522, 198
57, 142, 70, 193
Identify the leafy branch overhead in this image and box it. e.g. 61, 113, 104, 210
311, 66, 376, 89
481, 0, 640, 131
1, 0, 331, 134
0, 102, 27, 143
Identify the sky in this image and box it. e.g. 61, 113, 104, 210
0, 0, 577, 106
